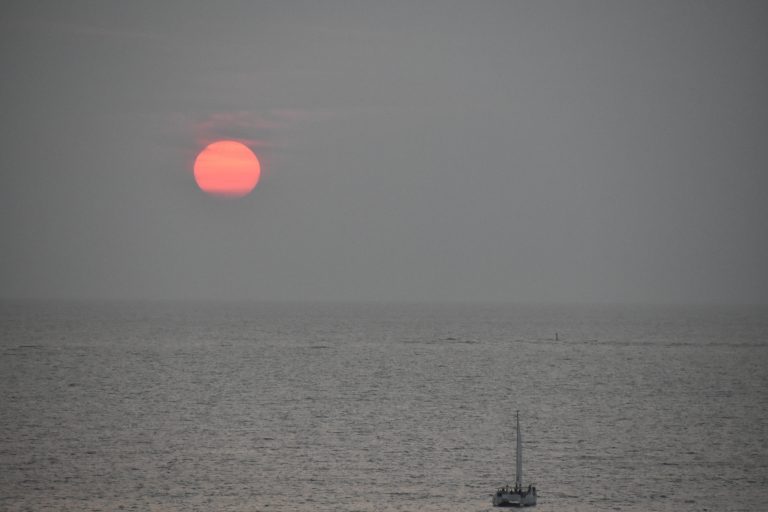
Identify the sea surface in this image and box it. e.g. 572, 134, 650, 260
0, 301, 766, 511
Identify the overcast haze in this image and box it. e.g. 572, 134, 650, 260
1, 1, 767, 304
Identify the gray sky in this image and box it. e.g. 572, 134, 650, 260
1, 1, 767, 304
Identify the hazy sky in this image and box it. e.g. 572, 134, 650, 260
2, 1, 767, 304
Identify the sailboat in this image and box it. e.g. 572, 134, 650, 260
492, 411, 537, 507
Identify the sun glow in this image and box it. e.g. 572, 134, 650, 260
193, 140, 261, 198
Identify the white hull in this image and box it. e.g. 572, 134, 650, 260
493, 488, 537, 507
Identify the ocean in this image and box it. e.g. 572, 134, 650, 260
1, 301, 766, 511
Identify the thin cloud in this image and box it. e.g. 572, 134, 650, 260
186, 108, 335, 150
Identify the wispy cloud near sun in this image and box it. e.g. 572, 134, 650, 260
181, 108, 333, 152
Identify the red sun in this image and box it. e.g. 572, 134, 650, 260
193, 140, 261, 198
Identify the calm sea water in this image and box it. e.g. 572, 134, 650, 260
1, 301, 766, 511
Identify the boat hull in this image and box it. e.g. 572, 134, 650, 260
493, 489, 536, 507
493, 492, 521, 507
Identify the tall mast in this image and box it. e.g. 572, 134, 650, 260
515, 410, 522, 488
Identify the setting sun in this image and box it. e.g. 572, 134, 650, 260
193, 140, 261, 198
